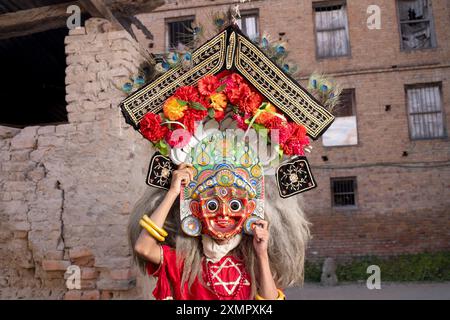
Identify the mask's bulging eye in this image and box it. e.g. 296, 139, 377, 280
229, 199, 242, 212
206, 199, 219, 212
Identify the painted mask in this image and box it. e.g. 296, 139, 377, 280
180, 131, 264, 240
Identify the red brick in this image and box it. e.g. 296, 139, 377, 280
42, 260, 71, 271
64, 290, 81, 300
81, 267, 98, 280
45, 250, 64, 260
97, 278, 136, 291
80, 279, 97, 290
73, 256, 95, 267
100, 290, 113, 300
110, 268, 134, 280
69, 247, 93, 259
81, 290, 100, 300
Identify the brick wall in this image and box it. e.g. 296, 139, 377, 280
134, 0, 450, 262
0, 18, 155, 299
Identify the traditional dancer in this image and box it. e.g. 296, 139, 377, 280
122, 21, 336, 300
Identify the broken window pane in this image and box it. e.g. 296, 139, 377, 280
322, 89, 358, 146
314, 3, 350, 58
398, 0, 436, 50
334, 89, 355, 117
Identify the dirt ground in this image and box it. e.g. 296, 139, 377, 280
285, 282, 450, 300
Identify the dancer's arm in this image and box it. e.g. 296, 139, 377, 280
253, 220, 279, 299
134, 163, 193, 265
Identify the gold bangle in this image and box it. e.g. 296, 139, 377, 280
255, 289, 286, 300
142, 215, 168, 237
139, 219, 165, 242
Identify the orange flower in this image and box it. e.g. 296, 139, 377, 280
254, 103, 278, 125
209, 93, 227, 111
163, 96, 187, 120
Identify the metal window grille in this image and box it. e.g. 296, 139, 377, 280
236, 11, 259, 41
397, 0, 436, 50
314, 2, 350, 58
331, 177, 356, 207
167, 18, 195, 50
406, 83, 445, 139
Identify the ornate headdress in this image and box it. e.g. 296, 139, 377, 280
120, 22, 335, 239
179, 130, 265, 239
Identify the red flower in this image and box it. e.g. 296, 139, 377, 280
270, 122, 291, 145
283, 140, 305, 156
282, 142, 296, 156
241, 91, 263, 114
180, 108, 207, 134
280, 123, 310, 156
220, 75, 235, 91
191, 108, 208, 121
226, 83, 251, 105
139, 113, 168, 142
265, 116, 286, 130
214, 110, 226, 122
165, 129, 192, 148
198, 75, 220, 96
231, 73, 244, 85
174, 86, 200, 102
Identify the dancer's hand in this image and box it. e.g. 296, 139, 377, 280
169, 163, 194, 195
252, 220, 269, 258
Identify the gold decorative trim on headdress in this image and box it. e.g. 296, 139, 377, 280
121, 30, 228, 127
120, 25, 334, 139
234, 34, 334, 139
226, 31, 236, 70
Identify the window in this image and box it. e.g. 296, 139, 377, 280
331, 177, 357, 207
397, 0, 436, 50
322, 89, 358, 146
166, 16, 195, 50
406, 83, 446, 139
313, 2, 350, 58
0, 28, 68, 127
236, 10, 259, 41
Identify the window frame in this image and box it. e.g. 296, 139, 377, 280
312, 0, 351, 60
322, 88, 360, 148
396, 0, 437, 51
165, 15, 196, 51
405, 82, 447, 141
330, 177, 358, 209
334, 88, 356, 117
236, 9, 260, 41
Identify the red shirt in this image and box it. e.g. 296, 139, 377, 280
146, 245, 252, 300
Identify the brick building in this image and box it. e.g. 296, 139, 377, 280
0, 0, 448, 299
133, 0, 450, 260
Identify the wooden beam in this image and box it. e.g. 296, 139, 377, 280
79, 0, 122, 30
110, 0, 166, 16
0, 2, 80, 40
0, 0, 166, 41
